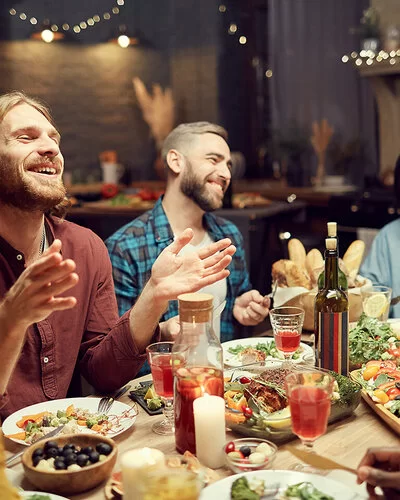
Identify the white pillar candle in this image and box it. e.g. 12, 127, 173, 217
121, 447, 165, 500
193, 394, 226, 469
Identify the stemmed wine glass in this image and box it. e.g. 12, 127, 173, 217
285, 368, 334, 472
146, 341, 175, 435
269, 307, 305, 361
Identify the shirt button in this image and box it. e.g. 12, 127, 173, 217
17, 254, 23, 260
43, 357, 49, 363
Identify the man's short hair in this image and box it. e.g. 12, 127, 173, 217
0, 91, 54, 125
161, 122, 228, 166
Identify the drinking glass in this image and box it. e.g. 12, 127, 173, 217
269, 307, 305, 361
285, 368, 334, 472
360, 285, 392, 322
136, 467, 201, 500
146, 341, 175, 435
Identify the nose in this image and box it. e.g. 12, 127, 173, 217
37, 135, 60, 158
219, 162, 232, 181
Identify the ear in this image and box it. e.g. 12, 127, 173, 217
166, 149, 185, 174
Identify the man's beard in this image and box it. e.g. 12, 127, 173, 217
180, 158, 226, 212
0, 154, 66, 211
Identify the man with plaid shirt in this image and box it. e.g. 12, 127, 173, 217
106, 122, 270, 344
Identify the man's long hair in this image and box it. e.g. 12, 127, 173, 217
0, 91, 70, 219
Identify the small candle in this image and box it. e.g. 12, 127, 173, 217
193, 394, 226, 469
121, 447, 165, 500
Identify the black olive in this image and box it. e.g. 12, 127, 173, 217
32, 448, 44, 458
54, 458, 68, 470
57, 446, 64, 456
239, 445, 252, 457
64, 453, 78, 466
88, 451, 100, 463
76, 454, 89, 467
81, 446, 94, 455
45, 447, 59, 459
395, 382, 400, 390
32, 455, 44, 467
395, 394, 400, 400
63, 448, 76, 457
96, 442, 112, 456
63, 443, 75, 451
44, 440, 59, 450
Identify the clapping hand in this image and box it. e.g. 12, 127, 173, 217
233, 290, 270, 326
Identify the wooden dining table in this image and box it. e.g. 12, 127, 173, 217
3, 372, 400, 500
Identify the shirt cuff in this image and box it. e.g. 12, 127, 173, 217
113, 311, 161, 358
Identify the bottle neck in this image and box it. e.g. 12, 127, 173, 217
324, 248, 339, 289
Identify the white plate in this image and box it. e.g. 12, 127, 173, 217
222, 337, 314, 367
199, 469, 363, 500
21, 492, 69, 500
2, 397, 136, 445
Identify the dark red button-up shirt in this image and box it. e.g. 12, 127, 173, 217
0, 216, 158, 421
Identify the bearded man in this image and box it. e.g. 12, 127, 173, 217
0, 94, 236, 420
106, 122, 270, 343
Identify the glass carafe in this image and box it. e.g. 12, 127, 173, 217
172, 293, 224, 454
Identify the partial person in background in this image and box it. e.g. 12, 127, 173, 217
360, 155, 400, 317
0, 92, 235, 420
106, 122, 270, 344
357, 447, 400, 499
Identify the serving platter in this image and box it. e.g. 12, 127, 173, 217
350, 369, 400, 436
222, 337, 314, 367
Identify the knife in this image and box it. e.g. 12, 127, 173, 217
286, 445, 357, 474
113, 384, 131, 400
5, 424, 65, 467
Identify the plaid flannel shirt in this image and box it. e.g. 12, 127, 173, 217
106, 197, 251, 343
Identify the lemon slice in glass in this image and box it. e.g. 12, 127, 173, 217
363, 293, 388, 319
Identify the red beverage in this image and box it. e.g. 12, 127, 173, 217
174, 366, 224, 454
151, 354, 174, 398
289, 386, 331, 441
274, 330, 301, 353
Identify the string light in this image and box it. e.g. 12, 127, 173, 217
341, 49, 400, 67
7, 0, 124, 38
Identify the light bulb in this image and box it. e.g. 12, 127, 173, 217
118, 35, 130, 48
41, 29, 54, 43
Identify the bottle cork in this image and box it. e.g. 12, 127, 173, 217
326, 237, 337, 250
327, 222, 337, 237
178, 293, 213, 322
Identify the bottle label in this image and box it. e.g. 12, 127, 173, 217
316, 311, 349, 375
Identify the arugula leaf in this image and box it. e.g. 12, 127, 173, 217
349, 313, 394, 364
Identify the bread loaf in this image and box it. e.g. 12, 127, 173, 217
343, 240, 365, 280
288, 238, 307, 269
272, 259, 311, 289
305, 248, 324, 287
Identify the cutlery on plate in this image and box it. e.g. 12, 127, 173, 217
5, 424, 65, 467
97, 384, 132, 414
390, 296, 400, 306
286, 445, 357, 474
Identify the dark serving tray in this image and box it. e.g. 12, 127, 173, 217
129, 381, 163, 416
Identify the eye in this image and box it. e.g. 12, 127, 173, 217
18, 135, 33, 141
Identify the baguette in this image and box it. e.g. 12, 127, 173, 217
272, 259, 311, 289
288, 238, 307, 270
343, 240, 365, 280
305, 248, 324, 287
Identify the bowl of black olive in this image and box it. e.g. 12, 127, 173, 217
22, 433, 117, 495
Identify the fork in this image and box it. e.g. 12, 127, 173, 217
97, 384, 131, 414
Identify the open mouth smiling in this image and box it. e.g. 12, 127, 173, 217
27, 164, 59, 176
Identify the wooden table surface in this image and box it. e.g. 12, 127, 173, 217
4, 374, 399, 499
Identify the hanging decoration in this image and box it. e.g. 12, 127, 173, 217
7, 0, 125, 37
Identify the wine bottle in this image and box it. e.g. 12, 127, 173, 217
318, 222, 348, 291
315, 237, 349, 375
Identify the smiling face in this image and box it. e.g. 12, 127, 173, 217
179, 133, 232, 212
0, 102, 66, 211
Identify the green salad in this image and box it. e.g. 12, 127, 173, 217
228, 341, 301, 361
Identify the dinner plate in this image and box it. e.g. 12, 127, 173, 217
3, 397, 137, 445
222, 337, 314, 367
21, 492, 69, 500
199, 469, 364, 499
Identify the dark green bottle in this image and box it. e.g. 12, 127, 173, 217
317, 222, 348, 291
315, 237, 349, 375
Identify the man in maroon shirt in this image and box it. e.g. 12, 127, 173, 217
0, 91, 236, 420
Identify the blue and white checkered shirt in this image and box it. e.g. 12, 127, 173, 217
105, 197, 251, 343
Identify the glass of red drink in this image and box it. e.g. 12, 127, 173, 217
269, 307, 305, 361
146, 341, 175, 435
285, 368, 334, 472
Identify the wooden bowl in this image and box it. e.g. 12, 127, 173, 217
22, 433, 117, 495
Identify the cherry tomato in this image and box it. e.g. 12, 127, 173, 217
363, 365, 380, 380
388, 348, 400, 357
239, 376, 251, 384
386, 387, 400, 400
101, 183, 119, 199
225, 441, 236, 454
242, 406, 253, 418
